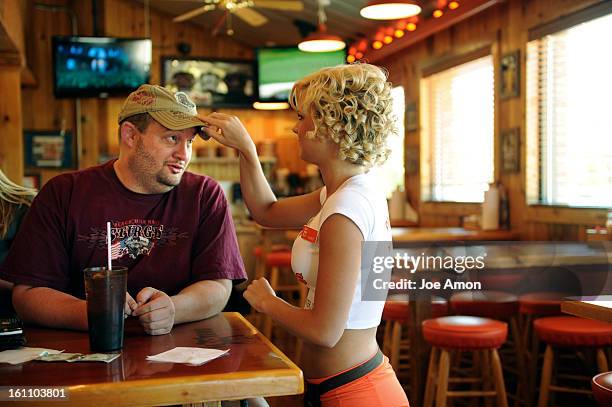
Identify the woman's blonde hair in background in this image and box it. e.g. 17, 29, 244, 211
0, 170, 37, 238
289, 63, 397, 167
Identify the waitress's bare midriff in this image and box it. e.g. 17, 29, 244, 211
300, 327, 379, 379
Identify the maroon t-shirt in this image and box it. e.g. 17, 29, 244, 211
0, 161, 246, 299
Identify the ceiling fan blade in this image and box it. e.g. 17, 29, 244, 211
234, 7, 268, 27
212, 12, 228, 37
173, 5, 215, 22
253, 1, 304, 11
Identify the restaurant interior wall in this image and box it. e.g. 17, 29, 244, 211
378, 0, 608, 240
5, 0, 306, 188
2, 0, 609, 241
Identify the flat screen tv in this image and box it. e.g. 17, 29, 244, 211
52, 36, 152, 98
256, 47, 345, 103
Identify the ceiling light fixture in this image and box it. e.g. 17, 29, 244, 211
298, 0, 345, 53
253, 102, 290, 110
360, 0, 422, 20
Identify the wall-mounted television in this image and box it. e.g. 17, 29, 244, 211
161, 57, 255, 108
256, 47, 346, 103
52, 36, 152, 98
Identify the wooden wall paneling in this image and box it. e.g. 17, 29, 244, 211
22, 1, 72, 130
78, 98, 99, 168
103, 97, 123, 157
0, 68, 23, 183
275, 136, 306, 175
69, 0, 100, 169
149, 11, 166, 85
20, 0, 76, 185
102, 0, 142, 159
502, 0, 528, 238
0, 0, 27, 182
522, 0, 601, 28
431, 28, 451, 56
0, 0, 26, 68
410, 45, 428, 212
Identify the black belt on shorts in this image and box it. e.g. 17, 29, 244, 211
304, 349, 383, 407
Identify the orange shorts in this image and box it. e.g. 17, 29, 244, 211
306, 352, 410, 407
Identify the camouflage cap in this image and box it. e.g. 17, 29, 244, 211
118, 84, 205, 132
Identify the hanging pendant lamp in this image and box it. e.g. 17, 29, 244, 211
360, 0, 422, 20
298, 0, 345, 53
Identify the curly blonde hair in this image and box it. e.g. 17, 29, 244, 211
0, 169, 37, 238
289, 63, 397, 167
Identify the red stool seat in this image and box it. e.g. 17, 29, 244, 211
450, 291, 519, 319
592, 371, 612, 406
253, 246, 263, 257
534, 316, 612, 347
383, 295, 448, 322
423, 316, 508, 349
518, 292, 567, 316
265, 251, 292, 267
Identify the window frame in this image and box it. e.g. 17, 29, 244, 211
525, 1, 612, 210
419, 45, 497, 204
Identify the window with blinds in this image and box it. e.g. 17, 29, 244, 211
420, 55, 494, 202
526, 10, 612, 208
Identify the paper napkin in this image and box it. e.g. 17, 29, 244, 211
146, 347, 229, 366
0, 347, 63, 365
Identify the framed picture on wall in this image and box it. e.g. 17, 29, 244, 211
24, 130, 75, 169
405, 146, 419, 174
22, 173, 41, 190
161, 57, 256, 108
500, 51, 520, 100
501, 128, 520, 172
405, 101, 418, 132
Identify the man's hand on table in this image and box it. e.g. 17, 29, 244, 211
131, 287, 176, 335
124, 293, 137, 319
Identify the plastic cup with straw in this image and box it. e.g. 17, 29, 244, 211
84, 221, 128, 352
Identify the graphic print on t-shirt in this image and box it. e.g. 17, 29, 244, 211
77, 219, 189, 260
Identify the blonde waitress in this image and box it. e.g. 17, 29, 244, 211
201, 63, 409, 407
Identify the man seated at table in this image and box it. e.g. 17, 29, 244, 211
0, 84, 247, 335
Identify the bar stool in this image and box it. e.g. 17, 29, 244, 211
592, 371, 612, 406
423, 315, 509, 407
518, 291, 567, 405
534, 316, 612, 407
382, 294, 448, 372
450, 290, 527, 404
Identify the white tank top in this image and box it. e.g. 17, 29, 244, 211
291, 172, 392, 329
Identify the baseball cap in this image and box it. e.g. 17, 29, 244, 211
118, 84, 206, 134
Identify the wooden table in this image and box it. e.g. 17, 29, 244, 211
392, 227, 519, 243
0, 312, 303, 406
562, 295, 612, 323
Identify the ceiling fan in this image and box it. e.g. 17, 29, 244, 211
173, 1, 304, 35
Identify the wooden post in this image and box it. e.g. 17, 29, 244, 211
0, 68, 23, 182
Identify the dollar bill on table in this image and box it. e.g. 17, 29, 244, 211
76, 353, 120, 363
37, 353, 84, 362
